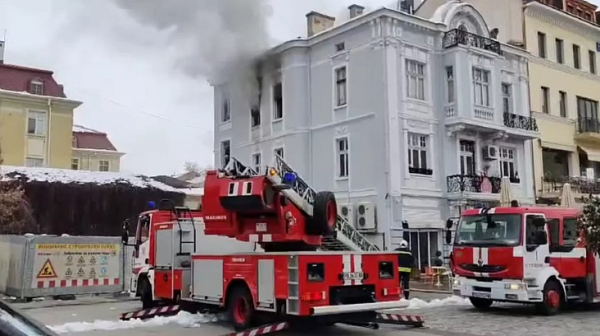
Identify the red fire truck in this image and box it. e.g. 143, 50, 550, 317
449, 206, 600, 315
122, 157, 420, 333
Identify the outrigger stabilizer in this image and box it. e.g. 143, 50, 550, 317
121, 305, 425, 335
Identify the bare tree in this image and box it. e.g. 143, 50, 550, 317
0, 182, 35, 234
184, 161, 201, 174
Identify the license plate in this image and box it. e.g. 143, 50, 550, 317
472, 292, 491, 299
342, 272, 364, 281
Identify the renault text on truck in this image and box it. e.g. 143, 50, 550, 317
450, 206, 600, 315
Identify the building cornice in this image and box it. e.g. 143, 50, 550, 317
532, 111, 576, 125
530, 56, 600, 84
72, 148, 125, 157
0, 89, 82, 108
524, 1, 600, 40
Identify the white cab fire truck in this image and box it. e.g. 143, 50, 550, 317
122, 156, 422, 334
449, 206, 600, 315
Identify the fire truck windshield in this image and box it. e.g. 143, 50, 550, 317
455, 214, 522, 247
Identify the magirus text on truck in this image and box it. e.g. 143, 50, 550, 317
120, 156, 424, 334
448, 206, 600, 315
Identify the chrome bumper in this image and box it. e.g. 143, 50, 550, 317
310, 300, 409, 316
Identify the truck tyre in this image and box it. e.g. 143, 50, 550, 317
469, 297, 493, 310
139, 278, 155, 309
307, 191, 337, 235
537, 280, 563, 315
228, 286, 255, 331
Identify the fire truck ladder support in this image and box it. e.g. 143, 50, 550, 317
220, 322, 289, 336
224, 156, 378, 252
375, 313, 425, 328
120, 305, 181, 321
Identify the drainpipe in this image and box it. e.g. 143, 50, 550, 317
308, 49, 313, 184
46, 98, 52, 166
382, 20, 393, 250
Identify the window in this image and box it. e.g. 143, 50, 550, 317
573, 44, 581, 69
446, 66, 455, 103
273, 83, 283, 120
408, 133, 431, 175
537, 32, 546, 58
30, 79, 43, 95
335, 42, 345, 52
274, 147, 284, 160
221, 91, 230, 122
472, 68, 490, 106
459, 140, 476, 176
335, 67, 347, 107
559, 91, 567, 118
502, 83, 512, 114
221, 140, 231, 168
252, 153, 261, 173
71, 158, 80, 170
26, 158, 44, 168
406, 60, 425, 100
577, 96, 599, 133
589, 50, 596, 74
251, 76, 262, 127
336, 137, 349, 178
555, 39, 564, 64
499, 147, 518, 182
541, 87, 550, 114
563, 218, 578, 247
27, 111, 47, 135
99, 160, 110, 172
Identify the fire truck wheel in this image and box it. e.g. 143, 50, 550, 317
139, 278, 156, 310
469, 297, 493, 310
537, 280, 563, 315
308, 191, 337, 235
228, 286, 255, 331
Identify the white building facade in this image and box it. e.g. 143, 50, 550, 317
212, 1, 538, 270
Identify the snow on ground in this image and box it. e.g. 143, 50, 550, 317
403, 296, 471, 310
48, 311, 217, 334
0, 165, 181, 192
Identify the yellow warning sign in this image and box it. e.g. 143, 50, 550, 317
37, 259, 57, 278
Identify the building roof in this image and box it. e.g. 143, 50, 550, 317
72, 124, 118, 151
0, 63, 66, 98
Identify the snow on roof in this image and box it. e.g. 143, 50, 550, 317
73, 124, 102, 133
0, 165, 182, 193
182, 188, 204, 196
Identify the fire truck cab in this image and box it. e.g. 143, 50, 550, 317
450, 206, 600, 314
125, 157, 408, 330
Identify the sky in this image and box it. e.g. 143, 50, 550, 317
1, 0, 599, 176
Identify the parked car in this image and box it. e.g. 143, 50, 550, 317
0, 299, 57, 336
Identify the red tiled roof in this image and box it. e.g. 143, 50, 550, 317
0, 63, 66, 98
73, 129, 118, 151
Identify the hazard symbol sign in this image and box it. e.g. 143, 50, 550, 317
37, 259, 57, 278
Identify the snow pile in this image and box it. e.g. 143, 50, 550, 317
48, 311, 217, 334
0, 165, 181, 193
403, 296, 471, 310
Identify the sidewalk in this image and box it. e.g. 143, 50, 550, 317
411, 277, 453, 294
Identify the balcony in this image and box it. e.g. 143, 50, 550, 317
442, 29, 503, 56
504, 113, 539, 132
447, 175, 502, 195
539, 175, 600, 202
576, 118, 600, 143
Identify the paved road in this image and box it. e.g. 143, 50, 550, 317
15, 295, 600, 336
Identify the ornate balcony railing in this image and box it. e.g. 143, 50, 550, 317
442, 29, 503, 56
447, 175, 502, 194
578, 118, 600, 134
541, 175, 600, 195
504, 113, 539, 132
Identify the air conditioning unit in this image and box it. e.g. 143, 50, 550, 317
338, 204, 355, 227
356, 202, 376, 231
482, 145, 499, 160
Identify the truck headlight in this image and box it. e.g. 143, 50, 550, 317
453, 278, 460, 286
504, 283, 523, 290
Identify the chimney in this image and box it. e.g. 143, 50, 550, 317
348, 4, 365, 19
306, 11, 336, 37
0, 40, 4, 64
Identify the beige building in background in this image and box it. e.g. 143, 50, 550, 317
72, 125, 124, 172
0, 60, 82, 169
524, 0, 600, 201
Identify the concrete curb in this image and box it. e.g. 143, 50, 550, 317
411, 288, 453, 294
9, 295, 138, 310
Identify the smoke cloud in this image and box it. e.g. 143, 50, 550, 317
109, 0, 273, 83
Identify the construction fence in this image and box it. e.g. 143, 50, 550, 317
0, 234, 133, 299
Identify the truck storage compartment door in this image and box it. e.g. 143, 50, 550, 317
258, 259, 275, 311
192, 259, 223, 303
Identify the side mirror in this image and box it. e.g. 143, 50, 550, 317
535, 231, 548, 245
446, 219, 454, 229
532, 217, 546, 227
121, 219, 130, 245
445, 230, 452, 244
